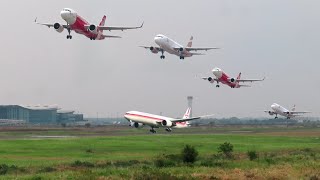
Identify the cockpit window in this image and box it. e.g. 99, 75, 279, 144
63, 9, 71, 12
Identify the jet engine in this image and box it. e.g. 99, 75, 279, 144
268, 111, 274, 115
133, 122, 144, 128
161, 120, 173, 127
208, 77, 213, 82
179, 47, 184, 52
53, 23, 64, 33
228, 78, 236, 83
88, 24, 98, 34
150, 47, 158, 54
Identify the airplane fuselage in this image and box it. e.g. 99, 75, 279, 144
271, 103, 294, 118
61, 8, 104, 40
154, 34, 192, 57
124, 111, 189, 128
212, 68, 239, 88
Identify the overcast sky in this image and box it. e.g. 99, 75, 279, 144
0, 0, 319, 118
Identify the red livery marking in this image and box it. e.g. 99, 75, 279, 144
126, 113, 164, 122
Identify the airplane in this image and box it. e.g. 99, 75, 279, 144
202, 67, 265, 88
264, 103, 311, 119
35, 8, 143, 40
124, 107, 213, 133
140, 34, 218, 59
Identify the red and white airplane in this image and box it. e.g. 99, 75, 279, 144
35, 8, 143, 40
202, 67, 265, 88
264, 103, 311, 119
124, 107, 213, 133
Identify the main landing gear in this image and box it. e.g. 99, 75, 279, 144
179, 56, 185, 60
165, 128, 172, 132
274, 114, 278, 119
90, 37, 96, 40
150, 128, 157, 134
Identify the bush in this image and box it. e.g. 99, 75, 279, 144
181, 144, 198, 164
218, 142, 234, 159
71, 160, 94, 168
154, 155, 177, 167
0, 164, 8, 175
247, 150, 258, 161
38, 166, 56, 173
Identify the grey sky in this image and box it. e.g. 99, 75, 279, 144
0, 0, 319, 118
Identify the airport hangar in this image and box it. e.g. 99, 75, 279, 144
0, 105, 84, 124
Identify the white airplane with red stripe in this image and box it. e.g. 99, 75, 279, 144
35, 8, 143, 40
140, 34, 218, 59
264, 103, 311, 119
202, 67, 265, 88
124, 107, 213, 133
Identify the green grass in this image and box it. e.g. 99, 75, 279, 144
0, 128, 318, 179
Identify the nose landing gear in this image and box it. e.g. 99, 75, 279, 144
66, 25, 72, 39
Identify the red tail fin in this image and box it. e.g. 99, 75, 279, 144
99, 15, 106, 26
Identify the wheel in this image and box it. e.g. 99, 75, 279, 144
66, 35, 69, 39
70, 36, 72, 39
216, 85, 220, 88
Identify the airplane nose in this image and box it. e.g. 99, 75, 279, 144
60, 10, 76, 25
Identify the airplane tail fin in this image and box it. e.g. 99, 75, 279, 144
186, 36, 193, 47
99, 15, 107, 26
237, 72, 242, 80
182, 107, 192, 119
291, 104, 296, 112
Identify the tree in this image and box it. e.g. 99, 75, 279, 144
181, 144, 198, 163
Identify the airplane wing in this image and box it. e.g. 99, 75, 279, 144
34, 18, 68, 28
185, 47, 220, 51
191, 52, 205, 56
201, 77, 218, 83
102, 35, 121, 38
236, 77, 265, 83
290, 111, 311, 114
140, 46, 160, 50
171, 114, 214, 123
95, 22, 144, 31
174, 47, 219, 52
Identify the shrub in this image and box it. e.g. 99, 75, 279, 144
38, 166, 56, 173
247, 150, 258, 161
218, 142, 234, 159
0, 164, 8, 175
154, 156, 176, 167
181, 144, 198, 164
86, 149, 94, 153
71, 160, 94, 168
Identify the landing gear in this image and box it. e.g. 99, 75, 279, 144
179, 56, 185, 60
90, 37, 96, 40
160, 50, 165, 59
274, 114, 278, 119
66, 25, 72, 39
216, 84, 220, 88
165, 128, 172, 132
149, 128, 157, 133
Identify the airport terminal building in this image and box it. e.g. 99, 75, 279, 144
0, 105, 84, 124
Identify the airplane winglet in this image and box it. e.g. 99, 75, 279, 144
140, 21, 144, 28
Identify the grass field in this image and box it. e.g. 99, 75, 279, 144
0, 126, 319, 179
